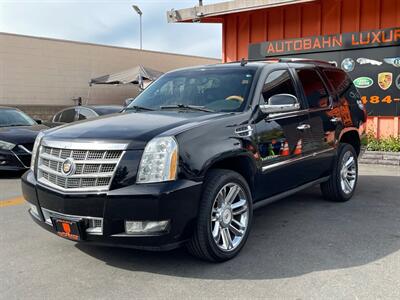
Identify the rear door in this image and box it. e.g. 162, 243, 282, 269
294, 67, 337, 179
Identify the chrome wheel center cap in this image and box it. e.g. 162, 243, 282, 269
221, 208, 232, 226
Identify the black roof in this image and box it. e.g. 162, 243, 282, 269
166, 58, 338, 75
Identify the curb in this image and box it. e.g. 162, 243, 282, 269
359, 150, 400, 166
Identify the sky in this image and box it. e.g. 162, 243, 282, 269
0, 0, 223, 58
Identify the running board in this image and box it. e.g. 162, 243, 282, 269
253, 176, 330, 210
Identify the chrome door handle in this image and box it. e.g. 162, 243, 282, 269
330, 117, 341, 124
297, 124, 311, 130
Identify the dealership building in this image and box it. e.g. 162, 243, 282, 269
0, 32, 218, 120
169, 0, 400, 137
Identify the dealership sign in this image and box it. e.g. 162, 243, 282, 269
248, 27, 400, 116
249, 27, 400, 57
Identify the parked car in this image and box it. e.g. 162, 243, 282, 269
22, 59, 366, 262
0, 107, 48, 171
47, 105, 123, 127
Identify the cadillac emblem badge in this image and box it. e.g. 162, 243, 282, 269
62, 158, 75, 176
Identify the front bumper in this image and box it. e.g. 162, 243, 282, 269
22, 171, 203, 251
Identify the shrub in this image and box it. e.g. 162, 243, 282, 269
366, 135, 400, 152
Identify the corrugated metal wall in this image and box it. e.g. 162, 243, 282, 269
222, 0, 400, 62
221, 0, 400, 137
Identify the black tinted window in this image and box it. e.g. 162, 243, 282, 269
59, 109, 76, 123
262, 70, 297, 103
323, 69, 351, 96
78, 108, 97, 120
297, 69, 329, 109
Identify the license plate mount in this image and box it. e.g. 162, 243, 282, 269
52, 218, 83, 241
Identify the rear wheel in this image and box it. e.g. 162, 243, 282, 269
321, 143, 358, 202
187, 169, 253, 262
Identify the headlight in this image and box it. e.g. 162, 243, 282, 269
0, 140, 16, 150
137, 136, 178, 184
30, 131, 45, 171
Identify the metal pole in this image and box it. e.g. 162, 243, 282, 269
140, 14, 142, 50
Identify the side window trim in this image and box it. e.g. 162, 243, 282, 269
288, 67, 308, 110
315, 68, 335, 108
52, 112, 60, 122
74, 108, 79, 122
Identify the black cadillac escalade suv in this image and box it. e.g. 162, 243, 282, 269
22, 59, 367, 262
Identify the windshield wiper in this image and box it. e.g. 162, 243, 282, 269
160, 104, 214, 113
123, 105, 154, 112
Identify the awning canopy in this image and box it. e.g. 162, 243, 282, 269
167, 0, 317, 23
90, 65, 163, 85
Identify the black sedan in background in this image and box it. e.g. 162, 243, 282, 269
0, 107, 48, 171
47, 105, 123, 127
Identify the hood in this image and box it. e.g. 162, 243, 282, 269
44, 111, 228, 149
0, 124, 48, 145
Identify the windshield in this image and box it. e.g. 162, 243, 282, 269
128, 67, 256, 112
0, 109, 36, 127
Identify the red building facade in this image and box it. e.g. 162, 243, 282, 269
171, 0, 400, 137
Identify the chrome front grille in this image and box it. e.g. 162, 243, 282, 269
37, 140, 127, 192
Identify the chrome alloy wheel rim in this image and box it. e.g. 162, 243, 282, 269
340, 151, 357, 194
211, 183, 249, 252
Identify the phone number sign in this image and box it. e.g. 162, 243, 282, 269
249, 27, 400, 116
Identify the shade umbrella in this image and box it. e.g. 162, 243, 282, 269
89, 65, 164, 86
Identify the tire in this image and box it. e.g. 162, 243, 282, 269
187, 169, 253, 262
320, 143, 358, 202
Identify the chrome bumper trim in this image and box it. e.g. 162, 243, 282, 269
41, 208, 103, 235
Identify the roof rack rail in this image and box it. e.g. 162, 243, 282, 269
278, 58, 337, 66
233, 57, 336, 66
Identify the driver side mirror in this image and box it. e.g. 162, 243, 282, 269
35, 119, 42, 124
259, 94, 300, 114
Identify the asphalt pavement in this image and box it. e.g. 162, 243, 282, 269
0, 164, 399, 299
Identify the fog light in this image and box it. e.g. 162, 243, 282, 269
125, 220, 169, 235
29, 203, 39, 219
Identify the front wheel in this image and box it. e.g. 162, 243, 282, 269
187, 169, 253, 262
321, 143, 358, 202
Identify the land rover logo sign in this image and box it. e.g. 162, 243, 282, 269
62, 158, 75, 176
354, 77, 374, 88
